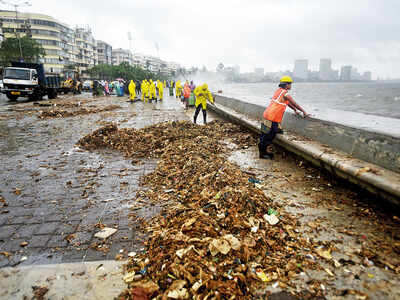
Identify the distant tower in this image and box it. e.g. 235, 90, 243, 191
319, 58, 332, 81
293, 59, 308, 80
340, 65, 352, 81
127, 31, 132, 53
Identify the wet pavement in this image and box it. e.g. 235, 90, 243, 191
0, 93, 194, 267
0, 92, 399, 299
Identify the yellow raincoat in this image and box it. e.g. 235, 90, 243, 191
141, 80, 146, 101
149, 80, 156, 99
176, 80, 182, 98
194, 84, 213, 110
128, 80, 136, 101
157, 80, 164, 100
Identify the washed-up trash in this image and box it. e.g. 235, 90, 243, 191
32, 286, 49, 299
267, 208, 278, 215
139, 267, 148, 275
123, 272, 138, 283
255, 269, 270, 282
191, 280, 203, 292
339, 258, 356, 265
94, 227, 117, 239
176, 245, 195, 259
38, 105, 121, 119
364, 257, 374, 267
121, 280, 159, 299
209, 238, 231, 256
305, 254, 316, 261
315, 248, 332, 260
166, 280, 188, 299
248, 178, 260, 184
264, 214, 279, 225
333, 259, 341, 268
128, 252, 137, 257
324, 267, 335, 277
77, 121, 334, 299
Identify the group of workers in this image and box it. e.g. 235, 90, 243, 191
127, 79, 166, 102
95, 74, 310, 161
125, 78, 214, 125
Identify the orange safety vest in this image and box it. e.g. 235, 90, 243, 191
263, 88, 289, 122
183, 85, 191, 98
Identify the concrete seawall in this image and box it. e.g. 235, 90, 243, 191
213, 94, 400, 173
209, 94, 400, 205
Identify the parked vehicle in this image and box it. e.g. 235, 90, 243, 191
82, 80, 92, 91
1, 62, 60, 101
59, 70, 81, 94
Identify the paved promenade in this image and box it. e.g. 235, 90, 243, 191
0, 92, 399, 299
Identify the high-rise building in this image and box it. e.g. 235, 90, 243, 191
74, 27, 97, 70
0, 10, 102, 73
363, 71, 372, 81
0, 10, 76, 73
293, 59, 308, 80
319, 58, 332, 81
340, 65, 352, 81
97, 40, 112, 65
254, 68, 264, 76
233, 65, 240, 75
0, 10, 181, 76
112, 48, 133, 66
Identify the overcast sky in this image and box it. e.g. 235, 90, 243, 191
5, 0, 400, 78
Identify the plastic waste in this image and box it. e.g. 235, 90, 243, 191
264, 214, 279, 225
256, 269, 270, 282
248, 177, 261, 184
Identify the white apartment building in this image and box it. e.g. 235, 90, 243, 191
74, 27, 97, 70
0, 10, 101, 73
112, 48, 133, 66
0, 10, 181, 76
97, 40, 112, 65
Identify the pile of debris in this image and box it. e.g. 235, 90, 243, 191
78, 121, 329, 299
38, 104, 121, 119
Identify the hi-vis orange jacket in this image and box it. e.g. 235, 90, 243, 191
263, 88, 289, 123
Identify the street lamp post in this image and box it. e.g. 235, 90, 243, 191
0, 0, 31, 60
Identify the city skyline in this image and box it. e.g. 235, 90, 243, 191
5, 0, 400, 80
292, 58, 372, 81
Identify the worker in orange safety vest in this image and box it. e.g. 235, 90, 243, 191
259, 76, 309, 159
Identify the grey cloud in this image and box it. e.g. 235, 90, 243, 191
24, 0, 400, 77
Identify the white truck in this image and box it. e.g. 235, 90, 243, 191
1, 62, 60, 101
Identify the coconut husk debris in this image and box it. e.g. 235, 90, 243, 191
38, 104, 121, 119
77, 120, 348, 299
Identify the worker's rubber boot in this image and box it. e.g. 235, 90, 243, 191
258, 144, 273, 159
193, 115, 197, 124
203, 110, 207, 124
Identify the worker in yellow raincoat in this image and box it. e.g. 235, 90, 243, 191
128, 80, 136, 102
175, 80, 182, 99
149, 79, 156, 102
193, 83, 213, 124
157, 80, 164, 101
141, 80, 146, 101
145, 80, 150, 101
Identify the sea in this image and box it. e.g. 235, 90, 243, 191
1, 81, 399, 136
211, 82, 400, 120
